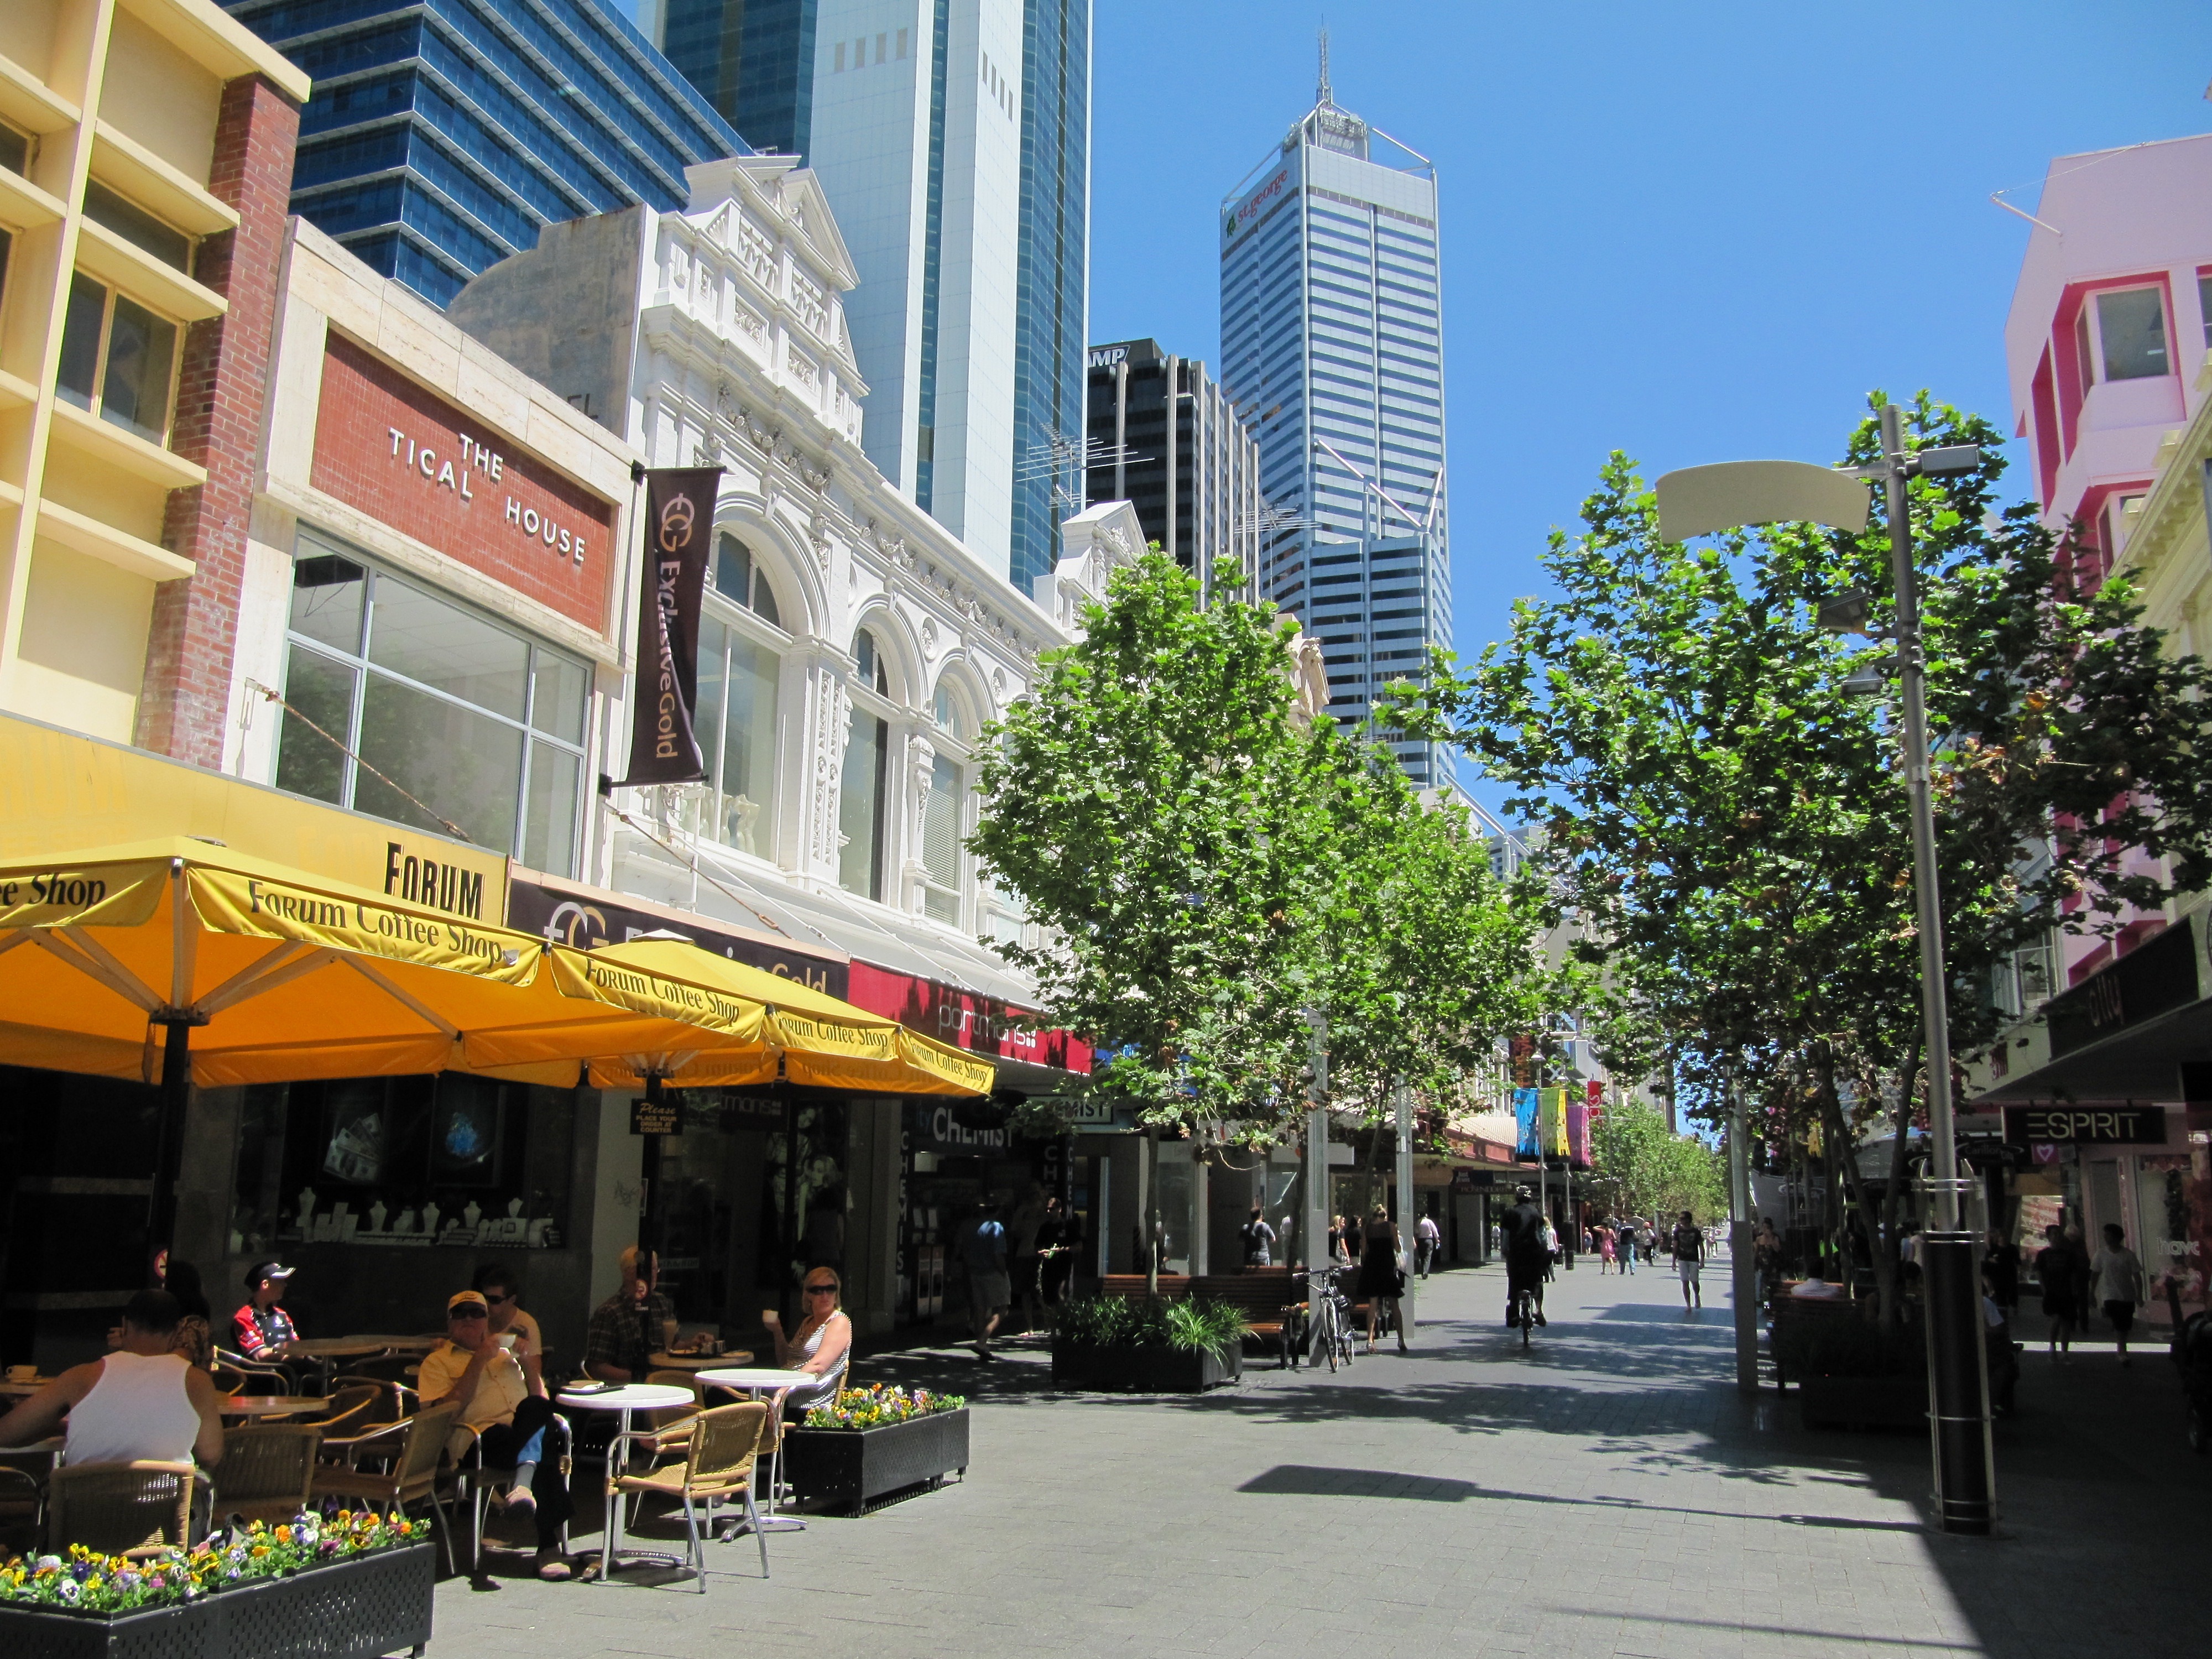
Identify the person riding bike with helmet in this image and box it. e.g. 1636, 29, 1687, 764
1499, 1186, 1550, 1331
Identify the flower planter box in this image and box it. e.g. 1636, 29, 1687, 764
1051, 1343, 1242, 1393
1798, 1375, 1926, 1431
784, 1408, 970, 1516
0, 1541, 434, 1659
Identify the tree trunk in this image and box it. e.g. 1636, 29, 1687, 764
1815, 1046, 1895, 1321
1142, 1131, 1160, 1299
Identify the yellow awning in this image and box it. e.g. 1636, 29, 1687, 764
565, 938, 995, 1096
0, 841, 589, 1087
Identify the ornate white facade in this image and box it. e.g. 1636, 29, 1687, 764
450, 156, 1136, 993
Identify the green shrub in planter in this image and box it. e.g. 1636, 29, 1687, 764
1050, 1294, 1246, 1357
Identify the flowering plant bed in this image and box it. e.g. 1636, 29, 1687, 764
800, 1384, 965, 1430
785, 1402, 971, 1516
0, 1514, 433, 1659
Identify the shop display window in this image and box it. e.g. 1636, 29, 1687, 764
227, 1074, 573, 1257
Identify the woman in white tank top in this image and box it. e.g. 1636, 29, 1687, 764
760, 1267, 852, 1415
0, 1291, 225, 1470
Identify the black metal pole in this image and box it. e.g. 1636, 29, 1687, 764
783, 1092, 801, 1327
638, 1075, 665, 1259
147, 1020, 191, 1255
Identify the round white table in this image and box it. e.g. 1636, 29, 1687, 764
219, 1395, 317, 1420
695, 1367, 825, 1532
557, 1384, 701, 1580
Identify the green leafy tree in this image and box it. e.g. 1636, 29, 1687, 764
1587, 1098, 1726, 1225
1409, 393, 2212, 1317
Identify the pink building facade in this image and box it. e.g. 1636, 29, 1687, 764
2004, 133, 2212, 987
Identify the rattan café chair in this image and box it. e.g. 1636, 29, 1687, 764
310, 1401, 461, 1572
214, 1425, 323, 1526
602, 1401, 769, 1592
46, 1460, 205, 1558
0, 1467, 42, 1555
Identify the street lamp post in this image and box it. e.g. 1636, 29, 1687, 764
1656, 410, 1995, 1536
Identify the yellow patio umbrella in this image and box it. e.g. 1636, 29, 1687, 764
564, 937, 995, 1097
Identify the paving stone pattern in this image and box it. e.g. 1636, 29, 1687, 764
433, 1255, 2203, 1658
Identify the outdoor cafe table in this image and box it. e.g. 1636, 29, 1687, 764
695, 1367, 820, 1532
555, 1384, 696, 1579
648, 1350, 754, 1372
219, 1395, 317, 1420
283, 1337, 406, 1388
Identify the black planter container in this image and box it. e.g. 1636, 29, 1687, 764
1051, 1343, 1242, 1392
0, 1541, 435, 1659
1798, 1375, 1926, 1430
783, 1408, 971, 1516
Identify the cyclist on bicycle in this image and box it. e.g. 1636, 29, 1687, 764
1499, 1185, 1550, 1329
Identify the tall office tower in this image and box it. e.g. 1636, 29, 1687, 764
227, 0, 747, 307
643, 0, 818, 156
798, 1, 1086, 588
1084, 340, 1262, 601
1219, 46, 1450, 784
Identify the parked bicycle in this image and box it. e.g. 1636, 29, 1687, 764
1295, 1265, 1357, 1373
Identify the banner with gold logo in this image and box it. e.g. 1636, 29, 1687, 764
614, 466, 722, 787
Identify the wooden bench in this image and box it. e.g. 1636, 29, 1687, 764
1099, 1270, 1371, 1365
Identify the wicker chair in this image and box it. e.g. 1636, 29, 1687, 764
325, 1375, 414, 1427
309, 1384, 382, 1438
0, 1466, 41, 1554
211, 1348, 294, 1395
309, 1401, 460, 1572
602, 1402, 769, 1591
213, 1425, 323, 1526
46, 1461, 203, 1557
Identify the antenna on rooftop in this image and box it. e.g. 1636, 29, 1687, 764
1317, 23, 1332, 107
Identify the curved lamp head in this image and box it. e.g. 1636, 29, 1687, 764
1654, 461, 1871, 543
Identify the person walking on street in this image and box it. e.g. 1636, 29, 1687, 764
1239, 1204, 1276, 1270
2035, 1224, 2080, 1360
1671, 1210, 1705, 1311
2090, 1223, 2146, 1366
961, 1202, 1011, 1360
1414, 1212, 1441, 1278
1357, 1206, 1409, 1354
1594, 1220, 1615, 1275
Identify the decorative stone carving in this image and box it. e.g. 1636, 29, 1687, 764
807, 504, 832, 566
811, 671, 851, 870
908, 734, 937, 852
919, 617, 938, 659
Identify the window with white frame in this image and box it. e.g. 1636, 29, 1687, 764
839, 627, 892, 902
274, 540, 589, 875
682, 534, 787, 859
2088, 286, 2171, 383
919, 750, 964, 925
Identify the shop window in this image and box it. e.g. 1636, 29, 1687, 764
838, 706, 889, 900
713, 531, 782, 628
229, 1075, 575, 1266
2094, 287, 2169, 382
684, 613, 781, 858
920, 752, 964, 924
54, 273, 179, 446
273, 540, 589, 875
81, 179, 191, 273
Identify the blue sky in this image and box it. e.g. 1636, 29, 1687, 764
611, 1, 2210, 795
1082, 1, 2210, 804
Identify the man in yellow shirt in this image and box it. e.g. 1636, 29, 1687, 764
418, 1289, 572, 1579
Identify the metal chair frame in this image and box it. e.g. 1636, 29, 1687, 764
309, 1401, 462, 1573
601, 1402, 769, 1592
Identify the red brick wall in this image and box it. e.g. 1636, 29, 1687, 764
309, 335, 614, 631
136, 75, 300, 767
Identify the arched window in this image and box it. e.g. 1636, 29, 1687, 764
713, 532, 782, 628
841, 627, 891, 901
932, 680, 969, 741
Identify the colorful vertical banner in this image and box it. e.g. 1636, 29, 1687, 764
1538, 1086, 1569, 1159
1513, 1087, 1541, 1158
1566, 1098, 1590, 1169
615, 466, 722, 787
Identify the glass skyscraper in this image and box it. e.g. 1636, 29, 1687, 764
228, 0, 748, 308
651, 0, 818, 157
1219, 74, 1450, 784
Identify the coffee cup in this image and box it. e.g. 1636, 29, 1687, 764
5, 1365, 35, 1383
492, 1332, 518, 1351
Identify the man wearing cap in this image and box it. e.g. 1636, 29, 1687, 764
232, 1261, 301, 1361
419, 1289, 573, 1580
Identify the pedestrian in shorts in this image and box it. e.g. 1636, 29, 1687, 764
1671, 1210, 1705, 1311
2090, 1223, 2145, 1366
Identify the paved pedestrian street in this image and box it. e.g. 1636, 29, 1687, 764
440, 1260, 2203, 1659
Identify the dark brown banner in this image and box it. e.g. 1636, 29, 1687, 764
615, 467, 721, 787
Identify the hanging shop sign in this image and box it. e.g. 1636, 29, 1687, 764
2043, 917, 2199, 1058
310, 334, 614, 629
912, 1100, 1012, 1154
613, 467, 721, 788
2001, 1105, 2171, 1146
630, 1095, 682, 1136
506, 872, 847, 998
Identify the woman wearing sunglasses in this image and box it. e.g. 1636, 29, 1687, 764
761, 1270, 852, 1416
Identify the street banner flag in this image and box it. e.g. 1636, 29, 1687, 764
615, 467, 722, 787
1513, 1087, 1540, 1158
1538, 1087, 1569, 1159
1566, 1097, 1590, 1168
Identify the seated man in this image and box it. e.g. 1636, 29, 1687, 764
232, 1260, 300, 1361
583, 1246, 676, 1384
418, 1289, 572, 1580
473, 1264, 542, 1355
0, 1290, 225, 1468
